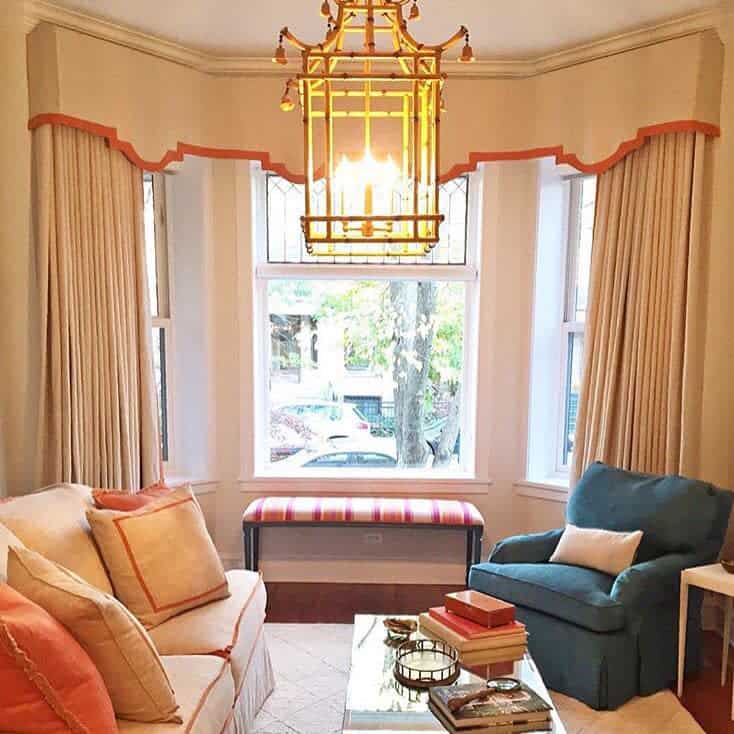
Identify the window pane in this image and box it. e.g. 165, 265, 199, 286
152, 327, 168, 461
572, 176, 596, 322
266, 279, 465, 472
265, 174, 469, 265
562, 331, 584, 467
143, 174, 159, 317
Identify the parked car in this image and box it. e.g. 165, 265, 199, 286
276, 437, 399, 469
274, 400, 371, 441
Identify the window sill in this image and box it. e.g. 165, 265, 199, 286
514, 477, 570, 503
240, 470, 493, 495
165, 475, 218, 495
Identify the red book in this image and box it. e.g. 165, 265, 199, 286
428, 607, 524, 640
445, 590, 515, 628
463, 660, 516, 679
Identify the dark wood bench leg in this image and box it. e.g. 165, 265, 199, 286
252, 527, 260, 572
244, 525, 252, 570
472, 527, 483, 565
243, 525, 261, 571
465, 527, 484, 585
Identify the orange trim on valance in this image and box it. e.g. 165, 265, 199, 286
29, 113, 720, 181
28, 113, 308, 183
442, 120, 721, 179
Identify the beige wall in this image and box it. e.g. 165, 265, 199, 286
0, 0, 33, 496
702, 1, 734, 538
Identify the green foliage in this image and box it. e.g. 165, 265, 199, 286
268, 278, 464, 387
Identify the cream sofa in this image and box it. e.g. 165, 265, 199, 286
0, 483, 275, 733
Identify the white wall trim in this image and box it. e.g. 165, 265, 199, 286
24, 1, 721, 80
238, 478, 493, 497
514, 479, 569, 504
166, 477, 219, 495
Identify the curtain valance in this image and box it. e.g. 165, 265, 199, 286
26, 23, 723, 179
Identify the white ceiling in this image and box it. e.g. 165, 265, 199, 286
45, 0, 716, 59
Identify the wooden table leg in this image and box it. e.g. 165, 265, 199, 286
677, 579, 689, 698
723, 596, 732, 687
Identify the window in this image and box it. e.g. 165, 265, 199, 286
527, 165, 596, 484
266, 173, 469, 265
254, 169, 480, 475
143, 172, 172, 462
559, 176, 596, 469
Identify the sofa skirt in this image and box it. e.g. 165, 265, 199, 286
224, 625, 275, 734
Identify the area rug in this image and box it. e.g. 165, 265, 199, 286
254, 624, 704, 734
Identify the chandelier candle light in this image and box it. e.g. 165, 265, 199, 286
273, 0, 474, 258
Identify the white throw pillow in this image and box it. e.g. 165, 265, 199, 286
549, 524, 643, 576
0, 521, 24, 582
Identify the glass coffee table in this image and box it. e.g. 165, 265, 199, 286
342, 615, 566, 733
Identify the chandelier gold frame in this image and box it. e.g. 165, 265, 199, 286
274, 0, 473, 257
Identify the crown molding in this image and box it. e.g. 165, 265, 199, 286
24, 0, 721, 79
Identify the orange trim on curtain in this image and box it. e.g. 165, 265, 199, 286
29, 113, 720, 181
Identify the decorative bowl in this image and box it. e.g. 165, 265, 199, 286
393, 638, 460, 689
721, 560, 734, 574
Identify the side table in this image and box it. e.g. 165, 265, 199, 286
677, 563, 734, 718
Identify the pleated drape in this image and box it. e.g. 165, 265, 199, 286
34, 125, 161, 490
571, 131, 708, 483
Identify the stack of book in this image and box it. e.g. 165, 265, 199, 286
429, 681, 552, 733
418, 590, 527, 665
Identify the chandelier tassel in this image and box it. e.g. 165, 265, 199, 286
459, 32, 475, 64
279, 81, 296, 112
273, 33, 288, 65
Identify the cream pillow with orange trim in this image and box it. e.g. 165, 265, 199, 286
7, 546, 182, 724
87, 485, 230, 628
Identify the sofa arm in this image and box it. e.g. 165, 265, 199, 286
489, 529, 564, 564
610, 543, 720, 612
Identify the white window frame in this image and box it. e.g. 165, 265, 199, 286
555, 175, 592, 473
250, 165, 482, 479
145, 172, 175, 468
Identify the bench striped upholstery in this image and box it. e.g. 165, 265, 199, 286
243, 496, 484, 527
242, 496, 484, 582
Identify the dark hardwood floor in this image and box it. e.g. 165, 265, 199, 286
265, 582, 463, 623
679, 631, 734, 734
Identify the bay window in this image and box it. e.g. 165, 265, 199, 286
527, 163, 596, 484
143, 172, 172, 463
253, 169, 480, 476
559, 176, 596, 469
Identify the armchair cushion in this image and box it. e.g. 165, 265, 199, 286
569, 463, 721, 562
489, 529, 563, 565
469, 562, 625, 633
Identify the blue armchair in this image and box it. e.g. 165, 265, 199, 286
468, 462, 733, 710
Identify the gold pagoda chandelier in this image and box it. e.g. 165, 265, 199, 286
273, 0, 474, 257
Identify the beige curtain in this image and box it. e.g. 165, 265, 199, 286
33, 125, 161, 490
571, 131, 708, 483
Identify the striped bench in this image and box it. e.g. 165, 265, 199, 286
242, 496, 485, 583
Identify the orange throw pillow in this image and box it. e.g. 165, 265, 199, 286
0, 583, 117, 734
92, 482, 172, 512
